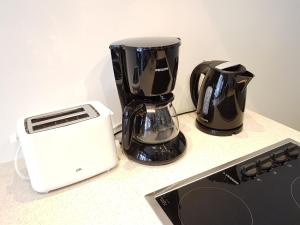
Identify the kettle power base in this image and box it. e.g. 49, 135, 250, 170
125, 132, 186, 166
195, 120, 243, 136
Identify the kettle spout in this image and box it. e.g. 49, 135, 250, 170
235, 71, 254, 92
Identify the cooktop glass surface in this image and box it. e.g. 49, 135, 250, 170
146, 139, 300, 225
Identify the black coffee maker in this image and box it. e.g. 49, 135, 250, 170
109, 37, 186, 165
190, 61, 254, 136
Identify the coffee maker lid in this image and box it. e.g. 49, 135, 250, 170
110, 37, 181, 49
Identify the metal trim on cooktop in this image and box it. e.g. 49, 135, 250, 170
145, 138, 300, 225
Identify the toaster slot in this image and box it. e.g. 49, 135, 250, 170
31, 108, 85, 123
32, 113, 89, 131
25, 104, 99, 134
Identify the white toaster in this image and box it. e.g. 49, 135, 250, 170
16, 101, 118, 193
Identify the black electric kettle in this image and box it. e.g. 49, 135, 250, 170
190, 60, 254, 136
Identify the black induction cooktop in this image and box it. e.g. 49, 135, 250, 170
146, 139, 300, 225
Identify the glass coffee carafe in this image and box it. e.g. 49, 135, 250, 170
119, 93, 186, 165
133, 102, 179, 144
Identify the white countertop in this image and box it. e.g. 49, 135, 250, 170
1, 110, 300, 225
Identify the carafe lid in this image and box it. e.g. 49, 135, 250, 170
135, 93, 174, 107
110, 37, 181, 49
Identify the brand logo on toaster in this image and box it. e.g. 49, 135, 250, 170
76, 168, 82, 172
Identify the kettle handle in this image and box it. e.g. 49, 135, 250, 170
122, 101, 146, 151
189, 60, 226, 107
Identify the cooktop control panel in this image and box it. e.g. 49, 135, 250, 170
237, 142, 300, 181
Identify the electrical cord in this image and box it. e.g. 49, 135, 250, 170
175, 109, 196, 116
114, 130, 122, 136
14, 145, 30, 180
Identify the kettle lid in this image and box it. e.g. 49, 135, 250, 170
215, 61, 247, 73
109, 37, 181, 49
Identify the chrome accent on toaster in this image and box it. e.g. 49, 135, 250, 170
25, 104, 99, 134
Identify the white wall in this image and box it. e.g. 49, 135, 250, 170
1, 0, 299, 162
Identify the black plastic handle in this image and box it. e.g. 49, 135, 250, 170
110, 45, 131, 109
189, 61, 211, 107
122, 101, 146, 151
189, 60, 227, 107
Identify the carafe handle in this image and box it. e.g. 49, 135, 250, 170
122, 101, 146, 151
190, 60, 226, 107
